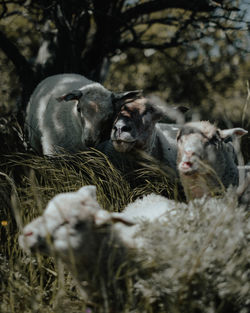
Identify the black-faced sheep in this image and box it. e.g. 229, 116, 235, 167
98, 97, 180, 173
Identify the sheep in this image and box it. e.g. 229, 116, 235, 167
18, 186, 134, 310
19, 186, 175, 256
176, 121, 248, 200
26, 73, 140, 155
18, 186, 250, 312
98, 97, 181, 174
18, 185, 175, 310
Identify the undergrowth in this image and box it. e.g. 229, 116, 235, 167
0, 149, 179, 313
0, 115, 249, 313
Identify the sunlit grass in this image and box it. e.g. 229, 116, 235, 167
0, 149, 178, 312
0, 145, 249, 313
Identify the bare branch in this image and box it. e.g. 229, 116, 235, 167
0, 29, 34, 83
122, 0, 216, 22
0, 0, 7, 19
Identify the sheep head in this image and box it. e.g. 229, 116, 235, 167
176, 121, 247, 199
111, 98, 165, 153
19, 186, 134, 258
57, 86, 142, 147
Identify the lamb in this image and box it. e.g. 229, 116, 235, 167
26, 73, 140, 155
19, 186, 175, 310
176, 121, 248, 200
18, 186, 250, 312
98, 97, 181, 174
18, 186, 135, 310
19, 186, 175, 256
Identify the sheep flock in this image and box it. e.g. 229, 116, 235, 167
0, 74, 250, 313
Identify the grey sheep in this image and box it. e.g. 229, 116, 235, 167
26, 73, 140, 155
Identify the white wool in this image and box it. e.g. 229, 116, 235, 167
113, 193, 178, 248
18, 186, 249, 311
19, 188, 178, 254
19, 186, 101, 254
122, 193, 176, 222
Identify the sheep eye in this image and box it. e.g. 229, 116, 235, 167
208, 135, 220, 147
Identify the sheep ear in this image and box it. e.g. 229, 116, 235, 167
110, 213, 135, 226
56, 90, 83, 102
94, 211, 135, 227
112, 90, 143, 101
148, 104, 165, 122
78, 185, 97, 200
112, 90, 143, 111
155, 105, 166, 121
176, 129, 182, 141
111, 216, 135, 226
220, 128, 248, 140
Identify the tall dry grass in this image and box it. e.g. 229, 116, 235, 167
0, 112, 249, 313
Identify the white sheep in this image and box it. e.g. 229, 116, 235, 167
19, 186, 176, 309
26, 74, 140, 155
176, 121, 248, 200
19, 186, 175, 255
18, 186, 250, 311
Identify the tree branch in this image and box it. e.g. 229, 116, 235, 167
0, 29, 34, 83
119, 40, 180, 50
122, 0, 216, 22
0, 0, 7, 19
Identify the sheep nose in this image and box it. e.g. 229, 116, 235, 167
184, 150, 194, 157
113, 125, 132, 136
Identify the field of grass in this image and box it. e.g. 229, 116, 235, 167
0, 116, 249, 313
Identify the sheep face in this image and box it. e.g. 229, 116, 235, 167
57, 84, 115, 147
19, 216, 52, 254
57, 85, 142, 148
177, 121, 247, 199
19, 186, 102, 256
111, 98, 164, 153
19, 185, 134, 265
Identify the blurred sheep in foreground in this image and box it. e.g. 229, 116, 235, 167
26, 73, 140, 155
19, 186, 170, 310
176, 121, 248, 200
19, 186, 250, 312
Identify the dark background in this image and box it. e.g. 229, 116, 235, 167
0, 0, 249, 159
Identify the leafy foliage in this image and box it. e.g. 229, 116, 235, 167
0, 0, 249, 122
